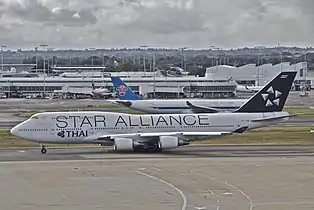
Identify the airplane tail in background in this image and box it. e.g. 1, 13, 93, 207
235, 71, 297, 113
110, 76, 143, 100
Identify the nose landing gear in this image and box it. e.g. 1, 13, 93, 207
41, 145, 47, 154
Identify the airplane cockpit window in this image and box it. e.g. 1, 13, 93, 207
30, 115, 39, 119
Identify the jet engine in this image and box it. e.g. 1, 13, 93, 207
113, 138, 135, 151
158, 136, 189, 149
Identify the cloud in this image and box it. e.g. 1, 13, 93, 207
0, 0, 313, 49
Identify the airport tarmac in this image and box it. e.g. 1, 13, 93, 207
1, 146, 314, 210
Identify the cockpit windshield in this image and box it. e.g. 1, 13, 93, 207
30, 115, 39, 119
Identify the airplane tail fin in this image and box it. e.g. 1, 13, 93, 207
110, 76, 143, 100
235, 71, 297, 113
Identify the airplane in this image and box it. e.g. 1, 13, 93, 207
109, 76, 248, 114
57, 81, 112, 99
237, 82, 295, 93
91, 81, 112, 98
236, 84, 264, 93
10, 71, 297, 154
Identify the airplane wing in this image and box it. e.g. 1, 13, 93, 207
84, 126, 248, 142
186, 101, 220, 113
251, 114, 297, 122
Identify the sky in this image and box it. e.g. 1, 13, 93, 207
0, 0, 313, 49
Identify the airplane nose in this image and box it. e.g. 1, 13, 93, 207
10, 125, 19, 137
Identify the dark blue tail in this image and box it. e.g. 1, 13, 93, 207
110, 77, 143, 100
235, 71, 297, 113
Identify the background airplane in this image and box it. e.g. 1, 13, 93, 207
10, 71, 297, 154
91, 81, 112, 98
109, 76, 247, 114
58, 81, 112, 98
236, 84, 264, 93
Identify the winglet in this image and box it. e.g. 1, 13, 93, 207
235, 71, 297, 113
110, 76, 143, 100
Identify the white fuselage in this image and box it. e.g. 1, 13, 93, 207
92, 88, 112, 96
111, 99, 248, 114
11, 111, 289, 144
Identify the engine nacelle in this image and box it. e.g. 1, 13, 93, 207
113, 138, 134, 151
158, 136, 189, 149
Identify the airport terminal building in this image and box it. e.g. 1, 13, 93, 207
0, 75, 238, 99
0, 62, 311, 99
205, 62, 312, 91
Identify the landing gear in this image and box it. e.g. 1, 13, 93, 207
134, 144, 163, 153
41, 146, 47, 154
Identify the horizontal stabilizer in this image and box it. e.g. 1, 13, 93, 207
186, 101, 220, 113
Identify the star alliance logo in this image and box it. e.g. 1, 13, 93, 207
57, 131, 65, 138
261, 86, 282, 107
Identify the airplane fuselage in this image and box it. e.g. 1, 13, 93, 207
111, 99, 248, 114
11, 111, 289, 144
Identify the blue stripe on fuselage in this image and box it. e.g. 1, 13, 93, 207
152, 106, 240, 110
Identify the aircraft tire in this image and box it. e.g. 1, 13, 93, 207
41, 148, 47, 154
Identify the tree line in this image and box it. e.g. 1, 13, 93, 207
23, 53, 314, 77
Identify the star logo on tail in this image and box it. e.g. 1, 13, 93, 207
261, 86, 282, 107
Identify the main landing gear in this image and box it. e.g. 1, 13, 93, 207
133, 144, 163, 153
41, 145, 47, 154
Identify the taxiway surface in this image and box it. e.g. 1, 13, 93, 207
1, 146, 314, 210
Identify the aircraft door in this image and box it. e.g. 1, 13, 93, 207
148, 101, 154, 108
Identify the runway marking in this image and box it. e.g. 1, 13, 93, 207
152, 167, 163, 172
191, 169, 253, 210
136, 170, 187, 210
207, 188, 220, 210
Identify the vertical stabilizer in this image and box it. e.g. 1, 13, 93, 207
110, 76, 143, 100
235, 71, 297, 113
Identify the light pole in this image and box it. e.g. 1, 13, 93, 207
140, 45, 148, 72
40, 44, 48, 96
179, 47, 188, 71
89, 48, 96, 78
153, 53, 156, 98
1, 45, 6, 71
47, 48, 54, 75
